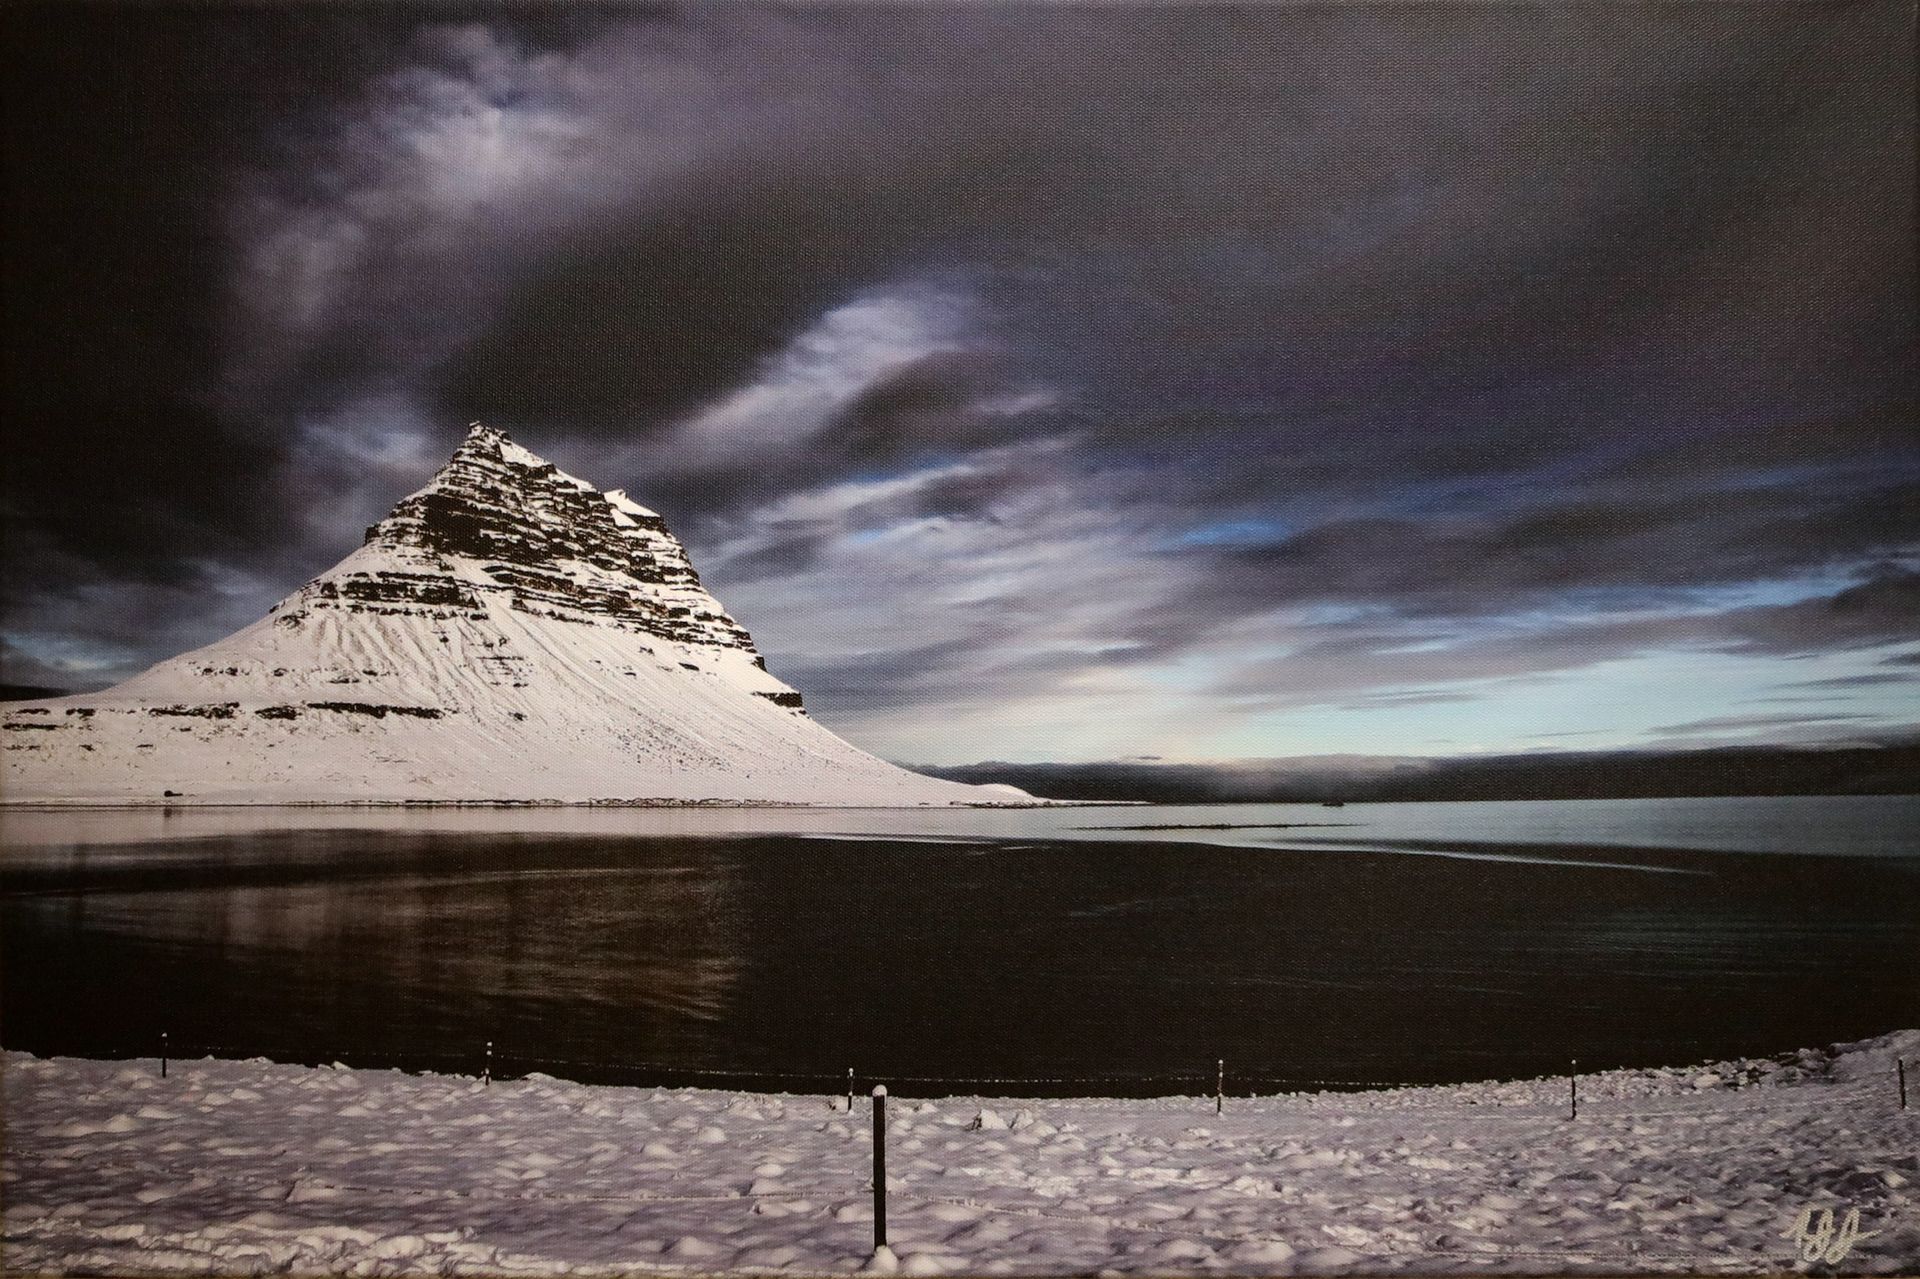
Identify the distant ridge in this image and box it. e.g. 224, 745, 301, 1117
920, 741, 1920, 804
0, 684, 68, 703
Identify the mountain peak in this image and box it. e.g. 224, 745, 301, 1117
446, 420, 548, 474
340, 425, 758, 653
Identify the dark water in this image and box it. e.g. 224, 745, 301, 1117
2, 799, 1916, 1096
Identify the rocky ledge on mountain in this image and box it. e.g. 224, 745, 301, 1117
272, 423, 764, 660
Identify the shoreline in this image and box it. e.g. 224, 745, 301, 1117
6, 1027, 1915, 1102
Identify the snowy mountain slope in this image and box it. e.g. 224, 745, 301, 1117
1, 425, 1027, 806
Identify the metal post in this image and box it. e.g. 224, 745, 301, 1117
484, 1040, 492, 1086
847, 1067, 854, 1113
1900, 1059, 1908, 1111
1568, 1059, 1578, 1121
1216, 1058, 1224, 1115
871, 1086, 888, 1252
160, 1032, 168, 1080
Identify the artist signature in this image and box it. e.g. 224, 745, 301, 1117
1780, 1205, 1880, 1265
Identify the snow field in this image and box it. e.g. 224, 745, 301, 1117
4, 1032, 1916, 1276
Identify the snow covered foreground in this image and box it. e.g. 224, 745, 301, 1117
4, 1035, 1915, 1277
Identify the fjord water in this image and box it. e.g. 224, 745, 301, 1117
2, 797, 1915, 1094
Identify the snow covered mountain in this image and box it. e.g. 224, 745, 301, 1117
1, 425, 1026, 806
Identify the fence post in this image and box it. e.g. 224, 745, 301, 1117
1899, 1059, 1908, 1111
871, 1086, 888, 1254
1216, 1058, 1224, 1115
847, 1067, 854, 1113
160, 1032, 168, 1080
484, 1040, 492, 1086
1568, 1059, 1578, 1121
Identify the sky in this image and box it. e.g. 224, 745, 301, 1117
3, 2, 1916, 767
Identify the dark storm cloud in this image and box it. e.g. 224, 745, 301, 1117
770, 636, 996, 718
0, 637, 79, 697
1, 4, 610, 568
1716, 568, 1920, 654
710, 533, 837, 585
229, 1, 1914, 494
1165, 478, 1920, 626
1200, 568, 1920, 710
827, 353, 1018, 463
2, 2, 1914, 749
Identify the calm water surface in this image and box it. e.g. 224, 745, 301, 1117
2, 797, 1915, 1094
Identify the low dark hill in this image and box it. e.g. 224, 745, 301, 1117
919, 741, 1920, 803
0, 684, 66, 702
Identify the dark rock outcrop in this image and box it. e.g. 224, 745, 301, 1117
285, 423, 762, 653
